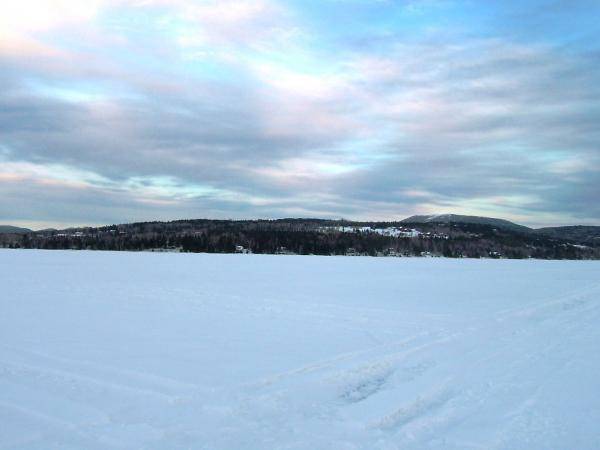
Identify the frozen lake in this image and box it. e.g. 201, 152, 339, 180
1, 250, 599, 449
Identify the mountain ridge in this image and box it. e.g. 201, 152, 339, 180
2, 214, 599, 235
0, 225, 33, 234
400, 214, 533, 233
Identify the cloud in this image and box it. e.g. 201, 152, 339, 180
0, 0, 599, 228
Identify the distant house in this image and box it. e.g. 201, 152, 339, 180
148, 246, 182, 253
235, 245, 251, 254
275, 247, 295, 255
386, 248, 400, 257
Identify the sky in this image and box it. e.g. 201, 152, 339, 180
1, 0, 599, 230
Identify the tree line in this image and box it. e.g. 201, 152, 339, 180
1, 219, 598, 259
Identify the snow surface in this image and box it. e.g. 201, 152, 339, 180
1, 249, 599, 449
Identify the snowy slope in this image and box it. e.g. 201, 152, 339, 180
1, 250, 599, 449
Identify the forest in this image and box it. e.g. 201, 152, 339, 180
1, 219, 598, 260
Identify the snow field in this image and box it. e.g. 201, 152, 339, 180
1, 250, 599, 449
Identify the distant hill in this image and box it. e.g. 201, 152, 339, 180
401, 214, 532, 233
1, 217, 598, 259
0, 225, 32, 234
535, 226, 600, 246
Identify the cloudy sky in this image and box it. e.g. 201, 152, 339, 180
1, 0, 599, 229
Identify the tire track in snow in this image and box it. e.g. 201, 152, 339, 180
370, 385, 455, 431
495, 280, 600, 322
0, 345, 199, 395
244, 330, 446, 390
